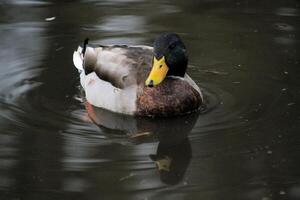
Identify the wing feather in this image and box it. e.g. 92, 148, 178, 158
82, 45, 153, 89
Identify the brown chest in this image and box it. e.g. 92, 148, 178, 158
136, 79, 202, 117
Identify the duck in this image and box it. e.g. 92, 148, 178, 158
73, 33, 203, 117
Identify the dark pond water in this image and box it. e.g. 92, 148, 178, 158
0, 0, 300, 199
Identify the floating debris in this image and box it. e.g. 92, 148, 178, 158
287, 102, 295, 106
284, 71, 289, 75
45, 16, 56, 21
267, 150, 273, 154
279, 190, 286, 195
281, 88, 287, 91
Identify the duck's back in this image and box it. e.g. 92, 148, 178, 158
82, 45, 153, 88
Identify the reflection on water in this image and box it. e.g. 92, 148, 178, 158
0, 0, 300, 200
86, 102, 197, 185
149, 139, 191, 185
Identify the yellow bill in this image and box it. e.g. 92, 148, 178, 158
145, 56, 169, 87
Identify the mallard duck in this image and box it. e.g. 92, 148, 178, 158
73, 33, 203, 117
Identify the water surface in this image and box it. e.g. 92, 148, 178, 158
0, 0, 300, 200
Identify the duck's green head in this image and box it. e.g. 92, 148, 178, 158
145, 33, 188, 87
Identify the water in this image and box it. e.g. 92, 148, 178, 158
0, 0, 299, 199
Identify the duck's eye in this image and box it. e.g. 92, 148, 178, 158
159, 64, 163, 68
169, 43, 176, 49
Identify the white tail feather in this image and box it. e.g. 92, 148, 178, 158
73, 47, 84, 71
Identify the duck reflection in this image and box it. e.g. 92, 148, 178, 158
149, 137, 191, 185
85, 102, 199, 185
